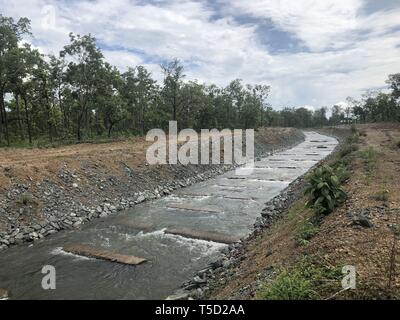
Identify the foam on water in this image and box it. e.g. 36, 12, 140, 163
122, 228, 227, 256
51, 247, 95, 261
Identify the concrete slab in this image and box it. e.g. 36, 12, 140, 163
63, 244, 147, 265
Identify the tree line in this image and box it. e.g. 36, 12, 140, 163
1, 15, 399, 147
338, 75, 400, 124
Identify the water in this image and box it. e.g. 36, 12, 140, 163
0, 132, 337, 299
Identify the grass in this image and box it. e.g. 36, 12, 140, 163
295, 220, 320, 246
338, 143, 359, 158
358, 147, 378, 172
0, 133, 137, 149
16, 193, 35, 206
371, 188, 390, 202
256, 259, 342, 300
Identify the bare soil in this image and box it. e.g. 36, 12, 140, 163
208, 124, 400, 300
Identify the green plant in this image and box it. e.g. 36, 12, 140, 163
371, 189, 390, 202
257, 268, 317, 300
295, 221, 320, 246
305, 165, 347, 215
257, 260, 342, 300
358, 147, 377, 173
17, 193, 35, 206
335, 164, 351, 183
339, 144, 358, 158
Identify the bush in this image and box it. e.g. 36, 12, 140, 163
335, 164, 351, 182
305, 165, 347, 215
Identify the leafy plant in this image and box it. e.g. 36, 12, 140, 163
305, 165, 347, 215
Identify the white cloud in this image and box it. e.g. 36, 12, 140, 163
0, 0, 399, 110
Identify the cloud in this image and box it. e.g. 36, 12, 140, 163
0, 0, 399, 110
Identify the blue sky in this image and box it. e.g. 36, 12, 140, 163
1, 0, 400, 111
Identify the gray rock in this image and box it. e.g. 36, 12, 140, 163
0, 288, 8, 299
352, 215, 374, 228
193, 275, 206, 284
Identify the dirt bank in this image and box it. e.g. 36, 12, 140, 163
202, 124, 400, 300
0, 127, 304, 250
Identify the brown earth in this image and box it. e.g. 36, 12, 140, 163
208, 123, 400, 300
0, 127, 303, 245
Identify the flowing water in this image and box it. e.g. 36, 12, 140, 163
0, 132, 337, 299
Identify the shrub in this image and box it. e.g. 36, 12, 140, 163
335, 164, 351, 182
305, 165, 347, 215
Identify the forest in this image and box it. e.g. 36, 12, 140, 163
1, 15, 400, 147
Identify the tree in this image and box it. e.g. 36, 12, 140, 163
161, 58, 185, 124
62, 33, 104, 141
0, 15, 31, 145
387, 73, 400, 101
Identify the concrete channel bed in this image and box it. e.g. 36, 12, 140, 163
0, 132, 337, 299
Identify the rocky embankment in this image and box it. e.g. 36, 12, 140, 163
0, 128, 304, 251
168, 127, 351, 300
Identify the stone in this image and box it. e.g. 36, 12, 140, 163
352, 215, 374, 228
193, 276, 206, 284
0, 288, 8, 299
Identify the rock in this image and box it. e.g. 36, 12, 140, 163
193, 275, 207, 284
352, 215, 374, 228
72, 183, 78, 188
165, 291, 189, 300
15, 232, 24, 240
0, 288, 8, 299
136, 195, 145, 203
209, 259, 223, 269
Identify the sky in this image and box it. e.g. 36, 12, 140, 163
1, 0, 400, 110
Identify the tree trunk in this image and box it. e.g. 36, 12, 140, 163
0, 92, 10, 146
15, 93, 25, 140
22, 95, 32, 145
